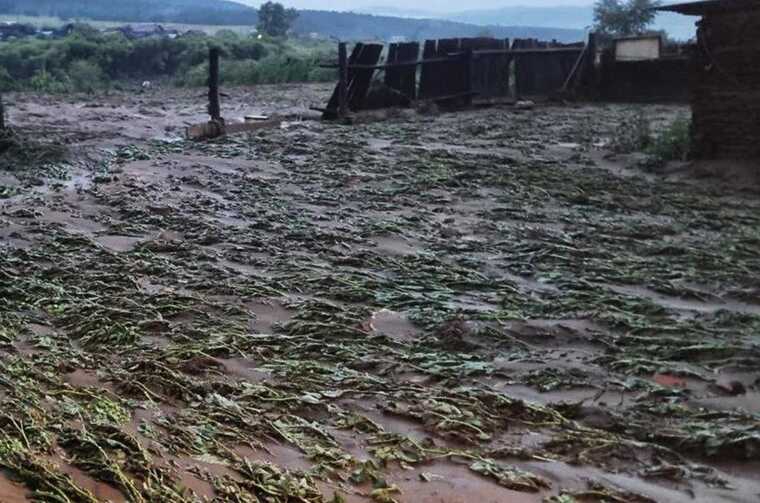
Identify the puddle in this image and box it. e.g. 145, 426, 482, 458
0, 473, 29, 503
246, 298, 295, 333
523, 459, 760, 503
218, 358, 271, 383
169, 454, 241, 500
337, 398, 431, 443
218, 258, 267, 277
236, 442, 314, 472
556, 142, 581, 149
503, 272, 559, 294
370, 309, 419, 342
497, 384, 630, 410
174, 469, 215, 500
607, 284, 760, 315
690, 392, 760, 414
371, 235, 421, 256
53, 461, 127, 503
26, 323, 56, 337
502, 318, 607, 337
366, 138, 393, 151
382, 461, 540, 503
64, 369, 107, 389
446, 294, 498, 314
39, 210, 107, 235
93, 235, 144, 252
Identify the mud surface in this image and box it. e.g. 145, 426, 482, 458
1, 85, 759, 502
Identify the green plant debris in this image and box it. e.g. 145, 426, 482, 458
0, 91, 758, 502
469, 459, 550, 492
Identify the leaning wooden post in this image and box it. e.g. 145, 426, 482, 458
338, 42, 348, 119
0, 94, 5, 130
208, 48, 222, 123
584, 32, 598, 96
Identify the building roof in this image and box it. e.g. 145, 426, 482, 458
656, 0, 760, 16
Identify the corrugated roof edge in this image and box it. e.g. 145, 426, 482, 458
655, 0, 760, 16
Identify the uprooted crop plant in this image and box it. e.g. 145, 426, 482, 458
0, 85, 759, 502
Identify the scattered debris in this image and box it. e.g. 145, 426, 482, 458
0, 84, 758, 502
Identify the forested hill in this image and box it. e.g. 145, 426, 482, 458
0, 0, 259, 25
0, 0, 585, 42
294, 10, 583, 42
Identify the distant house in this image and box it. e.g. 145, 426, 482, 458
182, 30, 207, 38
0, 22, 37, 41
657, 0, 760, 159
110, 24, 180, 40
54, 24, 78, 38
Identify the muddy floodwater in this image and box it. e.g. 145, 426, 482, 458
1, 84, 759, 502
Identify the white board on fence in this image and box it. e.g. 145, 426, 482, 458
614, 36, 661, 61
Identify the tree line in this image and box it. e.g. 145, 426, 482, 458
0, 25, 334, 93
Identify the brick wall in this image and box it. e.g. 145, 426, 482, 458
690, 10, 760, 159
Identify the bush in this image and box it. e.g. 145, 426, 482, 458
0, 27, 334, 93
28, 69, 71, 93
178, 49, 335, 87
647, 116, 691, 161
68, 59, 108, 92
610, 109, 650, 154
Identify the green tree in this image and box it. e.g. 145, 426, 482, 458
257, 2, 299, 38
593, 0, 661, 37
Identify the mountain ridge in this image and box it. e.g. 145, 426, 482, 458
362, 4, 697, 40
0, 0, 585, 42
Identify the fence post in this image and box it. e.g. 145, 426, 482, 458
582, 32, 598, 97
464, 48, 474, 106
338, 42, 348, 119
208, 47, 222, 122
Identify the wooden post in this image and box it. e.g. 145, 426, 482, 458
464, 48, 474, 107
583, 32, 598, 96
561, 36, 591, 95
208, 48, 221, 122
338, 42, 348, 119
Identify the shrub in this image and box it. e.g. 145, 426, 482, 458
28, 69, 71, 93
68, 59, 108, 92
0, 28, 334, 93
610, 109, 650, 154
647, 115, 691, 161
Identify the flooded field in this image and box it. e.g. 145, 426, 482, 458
1, 84, 759, 502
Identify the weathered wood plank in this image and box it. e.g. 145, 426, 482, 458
437, 38, 463, 99
324, 43, 363, 118
348, 43, 384, 110
464, 37, 511, 103
419, 40, 439, 99
385, 42, 419, 100
338, 42, 348, 118
186, 117, 281, 140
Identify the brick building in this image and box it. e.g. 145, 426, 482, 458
658, 0, 760, 159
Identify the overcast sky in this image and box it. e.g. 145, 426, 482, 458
236, 0, 594, 13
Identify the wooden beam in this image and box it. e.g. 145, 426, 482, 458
322, 48, 583, 72
186, 117, 281, 140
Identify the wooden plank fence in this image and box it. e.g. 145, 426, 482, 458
322, 35, 592, 119
385, 42, 419, 101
